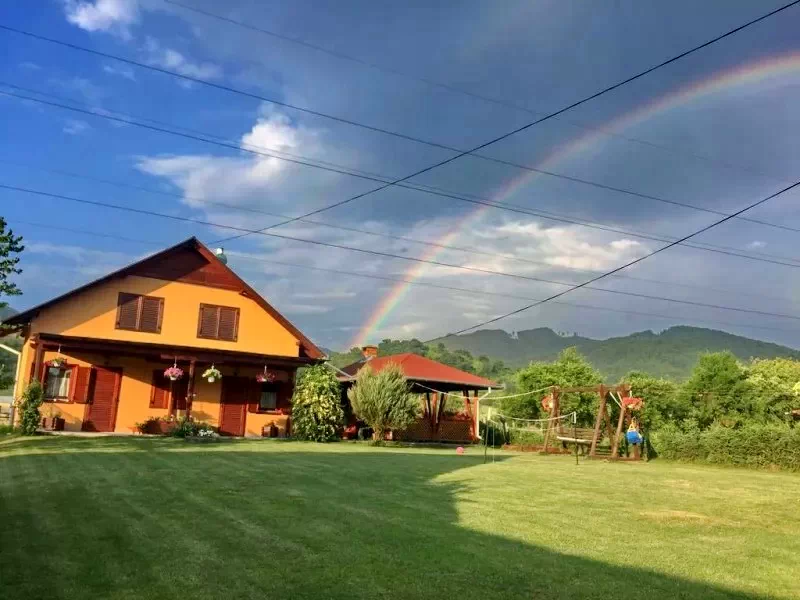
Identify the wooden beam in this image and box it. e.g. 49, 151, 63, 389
589, 389, 607, 457
185, 359, 196, 420
32, 335, 44, 385
612, 404, 627, 458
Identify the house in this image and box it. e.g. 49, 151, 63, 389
338, 346, 497, 442
2, 237, 324, 436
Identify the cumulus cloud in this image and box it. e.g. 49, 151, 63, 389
62, 0, 140, 39
142, 37, 221, 82
747, 240, 766, 249
102, 63, 137, 81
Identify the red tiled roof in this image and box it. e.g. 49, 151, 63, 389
339, 353, 497, 388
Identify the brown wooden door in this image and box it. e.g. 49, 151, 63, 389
82, 367, 121, 432
219, 376, 249, 436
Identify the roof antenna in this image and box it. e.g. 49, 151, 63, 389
214, 247, 228, 265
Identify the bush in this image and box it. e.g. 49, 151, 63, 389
348, 363, 417, 441
17, 381, 43, 436
0, 423, 15, 435
507, 428, 544, 447
291, 365, 344, 442
479, 420, 508, 447
651, 423, 800, 471
169, 417, 214, 438
136, 416, 171, 435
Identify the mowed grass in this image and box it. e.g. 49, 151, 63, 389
1, 437, 799, 600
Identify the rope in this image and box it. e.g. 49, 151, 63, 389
414, 382, 555, 401
489, 411, 577, 424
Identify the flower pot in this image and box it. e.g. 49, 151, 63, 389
169, 376, 179, 381
207, 377, 216, 383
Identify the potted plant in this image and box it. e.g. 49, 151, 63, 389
256, 367, 276, 383
203, 366, 222, 383
49, 357, 66, 368
164, 366, 184, 381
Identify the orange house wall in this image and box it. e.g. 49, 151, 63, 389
20, 346, 292, 436
30, 275, 300, 357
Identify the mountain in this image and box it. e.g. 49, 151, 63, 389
0, 305, 17, 321
433, 326, 800, 381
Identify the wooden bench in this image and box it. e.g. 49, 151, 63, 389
556, 426, 596, 445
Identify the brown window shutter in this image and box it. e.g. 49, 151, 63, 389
117, 293, 140, 330
218, 307, 239, 341
71, 367, 93, 404
198, 304, 219, 338
149, 370, 169, 409
139, 296, 164, 333
247, 379, 260, 414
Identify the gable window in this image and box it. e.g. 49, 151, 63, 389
116, 293, 164, 333
44, 366, 72, 401
197, 304, 239, 341
259, 383, 278, 411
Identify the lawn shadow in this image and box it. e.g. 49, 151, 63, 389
0, 437, 774, 599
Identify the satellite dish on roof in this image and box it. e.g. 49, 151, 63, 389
215, 247, 228, 265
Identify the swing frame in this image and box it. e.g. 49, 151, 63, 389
542, 384, 642, 459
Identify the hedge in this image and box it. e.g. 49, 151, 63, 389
651, 424, 800, 471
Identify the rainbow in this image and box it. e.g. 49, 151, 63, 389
349, 51, 800, 348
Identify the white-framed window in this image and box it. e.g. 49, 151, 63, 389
44, 367, 72, 401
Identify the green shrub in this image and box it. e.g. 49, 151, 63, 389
136, 416, 170, 435
507, 428, 545, 447
479, 420, 508, 447
651, 423, 800, 470
0, 423, 15, 435
17, 382, 43, 436
292, 365, 344, 442
348, 363, 417, 441
169, 417, 214, 438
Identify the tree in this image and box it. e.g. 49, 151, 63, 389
17, 381, 43, 435
746, 358, 800, 423
619, 371, 681, 431
678, 352, 754, 429
509, 347, 603, 424
347, 363, 417, 440
291, 365, 344, 442
0, 218, 23, 390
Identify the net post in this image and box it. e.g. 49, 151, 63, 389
484, 407, 490, 464
573, 411, 578, 466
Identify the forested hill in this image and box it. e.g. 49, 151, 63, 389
433, 326, 800, 381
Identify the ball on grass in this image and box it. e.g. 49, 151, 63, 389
456, 446, 465, 455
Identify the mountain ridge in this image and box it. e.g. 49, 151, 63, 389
432, 326, 800, 381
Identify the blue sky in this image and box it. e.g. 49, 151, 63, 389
2, 0, 800, 350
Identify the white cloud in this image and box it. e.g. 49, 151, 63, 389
19, 62, 41, 71
747, 240, 766, 249
102, 63, 137, 81
142, 37, 221, 81
63, 119, 91, 135
62, 0, 140, 39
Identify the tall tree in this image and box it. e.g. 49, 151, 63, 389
678, 352, 754, 429
0, 218, 23, 390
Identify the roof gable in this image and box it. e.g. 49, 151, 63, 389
4, 237, 324, 360
340, 353, 497, 388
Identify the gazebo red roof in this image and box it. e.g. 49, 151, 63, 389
339, 353, 498, 389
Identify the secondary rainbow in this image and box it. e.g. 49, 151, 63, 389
350, 51, 800, 348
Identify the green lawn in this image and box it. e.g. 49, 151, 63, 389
1, 437, 798, 599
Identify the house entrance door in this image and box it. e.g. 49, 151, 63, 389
219, 376, 249, 436
82, 367, 121, 432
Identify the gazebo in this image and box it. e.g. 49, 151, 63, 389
337, 346, 497, 443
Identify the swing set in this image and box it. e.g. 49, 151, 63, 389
541, 384, 645, 460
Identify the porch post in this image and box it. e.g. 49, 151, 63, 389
32, 335, 44, 385
185, 359, 196, 420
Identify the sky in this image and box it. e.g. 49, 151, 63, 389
2, 0, 800, 351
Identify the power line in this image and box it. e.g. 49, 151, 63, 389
14, 218, 800, 337
163, 0, 791, 186
5, 83, 800, 266
5, 182, 800, 325
3, 2, 797, 241
445, 175, 800, 336
4, 158, 797, 304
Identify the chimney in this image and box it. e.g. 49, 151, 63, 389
362, 345, 378, 360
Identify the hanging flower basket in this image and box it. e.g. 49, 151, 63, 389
541, 394, 554, 412
622, 397, 643, 412
164, 366, 184, 381
203, 366, 222, 383
49, 357, 67, 368
256, 369, 276, 383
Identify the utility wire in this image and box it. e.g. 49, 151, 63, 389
163, 0, 791, 186
5, 182, 800, 325
445, 176, 800, 336
5, 81, 797, 242
4, 158, 798, 303
4, 86, 800, 268
14, 218, 800, 336
3, 1, 797, 241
